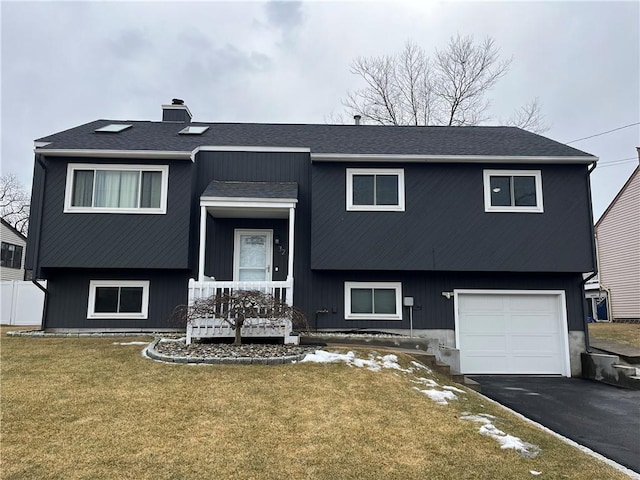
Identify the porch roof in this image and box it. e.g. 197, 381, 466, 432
201, 180, 298, 200
200, 181, 298, 218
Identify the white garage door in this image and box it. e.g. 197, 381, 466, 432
455, 290, 570, 376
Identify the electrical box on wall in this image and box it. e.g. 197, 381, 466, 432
403, 296, 414, 307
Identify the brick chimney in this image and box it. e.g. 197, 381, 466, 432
162, 98, 192, 123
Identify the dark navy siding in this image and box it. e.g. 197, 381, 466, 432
43, 268, 190, 330
311, 163, 595, 272
35, 157, 193, 271
195, 151, 313, 312
309, 271, 586, 332
206, 218, 289, 281
25, 158, 46, 272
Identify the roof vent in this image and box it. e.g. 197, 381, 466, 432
162, 99, 192, 123
354, 115, 361, 126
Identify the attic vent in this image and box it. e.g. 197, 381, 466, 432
179, 125, 209, 135
95, 124, 132, 133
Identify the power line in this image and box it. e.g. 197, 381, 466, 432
598, 159, 638, 168
566, 122, 640, 144
598, 156, 638, 165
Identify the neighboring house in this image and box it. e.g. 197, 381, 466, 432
26, 100, 599, 376
1, 218, 27, 281
595, 159, 640, 322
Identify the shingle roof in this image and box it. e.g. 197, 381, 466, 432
35, 120, 595, 158
202, 181, 298, 199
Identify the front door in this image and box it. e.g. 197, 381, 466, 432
233, 229, 273, 281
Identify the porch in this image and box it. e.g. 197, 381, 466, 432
189, 180, 299, 345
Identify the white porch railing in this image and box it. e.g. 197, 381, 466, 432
186, 279, 298, 345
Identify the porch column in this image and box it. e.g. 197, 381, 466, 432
287, 206, 295, 305
198, 205, 207, 282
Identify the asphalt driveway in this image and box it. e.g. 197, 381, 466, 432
469, 376, 640, 474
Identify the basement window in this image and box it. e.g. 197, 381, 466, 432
345, 282, 402, 320
87, 280, 149, 319
179, 125, 209, 135
95, 124, 132, 133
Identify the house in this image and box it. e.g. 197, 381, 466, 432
594, 156, 640, 322
1, 218, 27, 281
26, 100, 599, 376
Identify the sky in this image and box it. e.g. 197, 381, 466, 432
1, 0, 638, 220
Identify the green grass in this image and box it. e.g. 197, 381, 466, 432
589, 322, 640, 348
1, 329, 630, 479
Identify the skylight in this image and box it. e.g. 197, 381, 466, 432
95, 124, 132, 133
179, 125, 209, 135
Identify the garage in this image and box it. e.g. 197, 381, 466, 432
454, 290, 571, 376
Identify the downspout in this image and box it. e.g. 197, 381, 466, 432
580, 160, 599, 353
32, 154, 49, 330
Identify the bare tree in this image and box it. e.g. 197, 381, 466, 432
504, 97, 549, 133
341, 35, 546, 132
0, 174, 30, 235
174, 290, 308, 345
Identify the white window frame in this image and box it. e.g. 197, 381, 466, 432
87, 280, 150, 319
64, 163, 169, 214
483, 169, 544, 213
346, 168, 405, 211
344, 281, 403, 320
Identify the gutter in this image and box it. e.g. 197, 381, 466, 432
581, 160, 599, 353
32, 154, 49, 330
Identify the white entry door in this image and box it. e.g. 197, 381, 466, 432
233, 230, 273, 281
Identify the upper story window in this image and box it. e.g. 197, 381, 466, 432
346, 168, 405, 211
483, 169, 544, 213
64, 164, 169, 214
1, 242, 23, 269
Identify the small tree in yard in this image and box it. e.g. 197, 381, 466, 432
174, 289, 308, 345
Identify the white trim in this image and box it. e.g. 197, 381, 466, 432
33, 141, 51, 148
453, 289, 571, 377
193, 145, 311, 154
63, 163, 169, 214
344, 281, 403, 321
35, 148, 192, 160
87, 280, 150, 320
233, 229, 273, 282
483, 169, 544, 213
346, 168, 405, 212
313, 153, 597, 164
198, 206, 207, 282
287, 206, 295, 303
200, 199, 297, 210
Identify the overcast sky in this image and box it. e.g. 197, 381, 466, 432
1, 0, 638, 220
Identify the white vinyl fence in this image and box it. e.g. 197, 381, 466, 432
1, 280, 46, 326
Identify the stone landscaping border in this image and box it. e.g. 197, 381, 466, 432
145, 338, 308, 365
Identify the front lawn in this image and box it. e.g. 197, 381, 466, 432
1, 330, 630, 479
589, 322, 640, 349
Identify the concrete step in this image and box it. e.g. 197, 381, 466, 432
582, 352, 640, 390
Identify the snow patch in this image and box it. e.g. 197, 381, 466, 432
410, 360, 432, 373
412, 377, 439, 388
113, 341, 148, 345
414, 387, 458, 405
530, 471, 542, 476
442, 385, 466, 393
462, 415, 540, 458
301, 350, 414, 372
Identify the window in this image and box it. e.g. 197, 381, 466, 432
179, 125, 209, 135
346, 168, 405, 211
95, 124, 132, 133
87, 280, 149, 319
345, 282, 402, 320
483, 170, 544, 213
1, 242, 23, 269
64, 164, 169, 214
